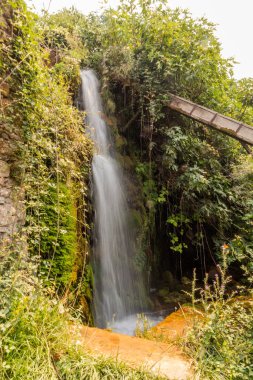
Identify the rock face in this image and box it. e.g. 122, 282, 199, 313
0, 159, 24, 239
0, 4, 25, 243
151, 306, 203, 341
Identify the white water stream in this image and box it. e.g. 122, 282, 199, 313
81, 70, 144, 330
81, 70, 166, 335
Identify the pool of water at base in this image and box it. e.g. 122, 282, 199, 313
109, 309, 175, 336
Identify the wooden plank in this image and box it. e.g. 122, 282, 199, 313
168, 95, 253, 146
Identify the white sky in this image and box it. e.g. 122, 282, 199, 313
27, 0, 253, 79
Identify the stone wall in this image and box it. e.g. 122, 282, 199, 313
0, 3, 25, 242
0, 140, 25, 240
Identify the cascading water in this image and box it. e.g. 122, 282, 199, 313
81, 70, 145, 330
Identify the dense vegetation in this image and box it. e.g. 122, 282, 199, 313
0, 0, 252, 378
1, 0, 94, 319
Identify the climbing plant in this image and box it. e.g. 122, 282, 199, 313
0, 0, 93, 317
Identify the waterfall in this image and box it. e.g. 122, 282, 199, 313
81, 70, 143, 328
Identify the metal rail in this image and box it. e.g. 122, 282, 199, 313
168, 94, 253, 146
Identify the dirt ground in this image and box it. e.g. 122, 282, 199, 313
72, 315, 194, 380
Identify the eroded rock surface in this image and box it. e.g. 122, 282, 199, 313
151, 306, 203, 341
74, 325, 193, 379
0, 4, 25, 242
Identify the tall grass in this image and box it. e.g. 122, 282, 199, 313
184, 251, 253, 379
0, 244, 166, 380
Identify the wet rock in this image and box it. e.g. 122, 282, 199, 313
162, 270, 178, 290
151, 306, 204, 341
158, 288, 170, 298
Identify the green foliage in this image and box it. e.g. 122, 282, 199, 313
161, 123, 245, 256
1, 0, 93, 305
73, 0, 252, 269
39, 182, 77, 288
0, 247, 166, 380
1, 0, 253, 377
167, 213, 189, 254
99, 0, 235, 110
226, 157, 253, 283
40, 0, 252, 263
41, 7, 94, 68
184, 254, 253, 379
136, 163, 158, 208
79, 263, 94, 303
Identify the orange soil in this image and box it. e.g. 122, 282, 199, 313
72, 318, 194, 379
151, 306, 203, 341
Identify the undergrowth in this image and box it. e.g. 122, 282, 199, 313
135, 251, 253, 378
1, 0, 93, 316
184, 250, 253, 380
0, 244, 166, 380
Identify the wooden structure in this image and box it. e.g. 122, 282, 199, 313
168, 95, 253, 147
